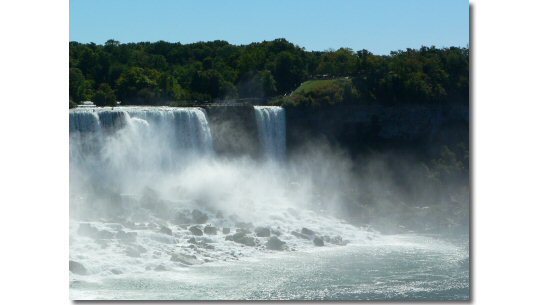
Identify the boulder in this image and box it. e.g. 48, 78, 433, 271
222, 227, 231, 234
203, 225, 218, 235
254, 227, 271, 237
301, 227, 315, 236
170, 253, 201, 265
69, 260, 87, 275
266, 236, 286, 251
110, 269, 122, 275
154, 264, 168, 271
159, 226, 173, 236
189, 226, 203, 236
187, 237, 196, 244
313, 237, 324, 246
192, 209, 208, 224
230, 232, 256, 246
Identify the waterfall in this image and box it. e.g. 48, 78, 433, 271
254, 106, 286, 160
69, 107, 214, 192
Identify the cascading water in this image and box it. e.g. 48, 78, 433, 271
254, 106, 286, 160
69, 106, 468, 300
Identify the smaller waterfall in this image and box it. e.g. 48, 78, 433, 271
254, 106, 286, 160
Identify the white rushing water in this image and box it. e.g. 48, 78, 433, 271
69, 106, 468, 300
254, 106, 286, 160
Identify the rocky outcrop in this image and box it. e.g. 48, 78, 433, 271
170, 253, 201, 265
254, 226, 271, 237
203, 225, 218, 235
69, 260, 87, 275
266, 236, 286, 251
313, 237, 324, 246
189, 226, 204, 236
226, 232, 257, 246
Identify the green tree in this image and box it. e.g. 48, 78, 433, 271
92, 83, 116, 106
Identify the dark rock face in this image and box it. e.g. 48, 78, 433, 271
69, 260, 87, 275
203, 225, 218, 235
301, 227, 315, 236
266, 236, 286, 251
192, 210, 208, 224
222, 227, 231, 234
189, 226, 204, 236
313, 237, 325, 246
254, 227, 271, 237
203, 105, 260, 158
286, 104, 469, 157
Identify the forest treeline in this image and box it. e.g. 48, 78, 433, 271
69, 38, 468, 107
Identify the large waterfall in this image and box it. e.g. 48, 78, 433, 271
254, 106, 286, 160
69, 106, 468, 301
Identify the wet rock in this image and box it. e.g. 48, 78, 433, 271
69, 260, 87, 275
187, 237, 196, 244
327, 235, 345, 245
110, 269, 122, 275
230, 232, 256, 246
154, 264, 168, 271
301, 227, 315, 236
313, 237, 324, 246
203, 225, 218, 235
222, 227, 231, 234
254, 227, 271, 237
266, 236, 286, 251
170, 253, 201, 265
291, 231, 310, 240
116, 230, 137, 242
189, 226, 203, 236
159, 226, 173, 236
192, 209, 208, 224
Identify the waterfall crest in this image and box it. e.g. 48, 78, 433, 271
254, 106, 286, 160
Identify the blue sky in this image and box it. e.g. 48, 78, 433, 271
70, 0, 469, 54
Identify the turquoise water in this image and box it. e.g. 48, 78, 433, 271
70, 234, 469, 300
